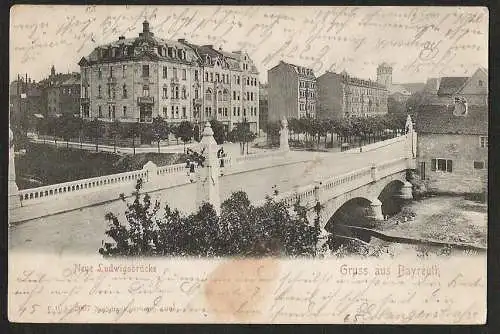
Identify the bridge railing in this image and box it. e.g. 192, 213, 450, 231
343, 133, 407, 153
16, 148, 288, 205
18, 168, 149, 203
268, 157, 410, 210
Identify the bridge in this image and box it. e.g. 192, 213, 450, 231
8, 118, 417, 255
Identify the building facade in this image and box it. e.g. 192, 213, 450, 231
376, 63, 425, 106
78, 20, 259, 133
9, 76, 42, 131
317, 71, 388, 119
40, 66, 81, 117
268, 61, 317, 122
415, 103, 487, 194
259, 83, 268, 131
419, 68, 488, 107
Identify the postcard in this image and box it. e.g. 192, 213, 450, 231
8, 5, 488, 323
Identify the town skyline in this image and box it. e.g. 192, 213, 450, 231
11, 5, 487, 85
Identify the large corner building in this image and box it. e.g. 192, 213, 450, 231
78, 20, 260, 133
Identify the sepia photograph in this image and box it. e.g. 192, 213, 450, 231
8, 5, 487, 324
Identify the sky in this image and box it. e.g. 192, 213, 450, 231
10, 5, 488, 84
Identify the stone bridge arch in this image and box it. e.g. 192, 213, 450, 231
307, 171, 411, 230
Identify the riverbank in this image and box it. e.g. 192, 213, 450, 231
373, 195, 487, 248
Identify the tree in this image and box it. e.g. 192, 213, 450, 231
151, 117, 169, 153
209, 119, 226, 145
100, 181, 322, 257
229, 120, 256, 155
177, 121, 194, 152
121, 122, 141, 155
85, 118, 104, 152
387, 96, 406, 115
108, 119, 122, 153
46, 115, 60, 146
58, 114, 78, 148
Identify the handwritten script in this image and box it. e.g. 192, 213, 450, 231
8, 255, 486, 323
10, 6, 487, 81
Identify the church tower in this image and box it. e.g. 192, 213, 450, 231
376, 63, 393, 88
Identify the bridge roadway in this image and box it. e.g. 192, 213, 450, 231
9, 140, 406, 255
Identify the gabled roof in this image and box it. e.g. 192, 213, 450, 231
437, 77, 469, 96
415, 104, 487, 135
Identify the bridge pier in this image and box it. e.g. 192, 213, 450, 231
196, 122, 221, 215
400, 181, 413, 200
9, 127, 21, 210
369, 198, 384, 221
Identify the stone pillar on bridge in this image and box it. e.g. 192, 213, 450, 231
370, 163, 378, 182
400, 181, 414, 200
369, 198, 384, 221
405, 115, 416, 158
9, 127, 21, 209
143, 161, 158, 183
280, 117, 290, 152
196, 121, 221, 215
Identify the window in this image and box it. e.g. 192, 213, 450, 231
112, 105, 116, 118
163, 66, 168, 78
173, 68, 177, 79
216, 73, 220, 82
171, 106, 175, 119
122, 65, 127, 77
163, 87, 168, 99
122, 84, 127, 98
194, 70, 199, 81
98, 68, 102, 79
123, 106, 127, 117
478, 80, 483, 87
233, 107, 236, 116
237, 107, 240, 116
110, 66, 114, 78
98, 105, 102, 117
480, 136, 487, 148
243, 108, 247, 117
218, 90, 223, 102
182, 86, 186, 99
195, 89, 199, 99
182, 107, 186, 118
237, 76, 240, 85
143, 85, 150, 97
224, 108, 228, 116
474, 161, 485, 169
175, 106, 179, 118
210, 73, 214, 82
205, 72, 209, 81
182, 69, 186, 80
107, 85, 111, 98
112, 86, 116, 99
163, 107, 168, 118
431, 158, 453, 172
223, 89, 228, 101
142, 65, 149, 77
175, 86, 179, 99
205, 89, 212, 101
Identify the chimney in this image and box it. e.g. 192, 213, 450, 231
118, 36, 125, 40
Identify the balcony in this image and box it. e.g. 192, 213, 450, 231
193, 98, 202, 106
80, 97, 90, 104
137, 96, 154, 105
